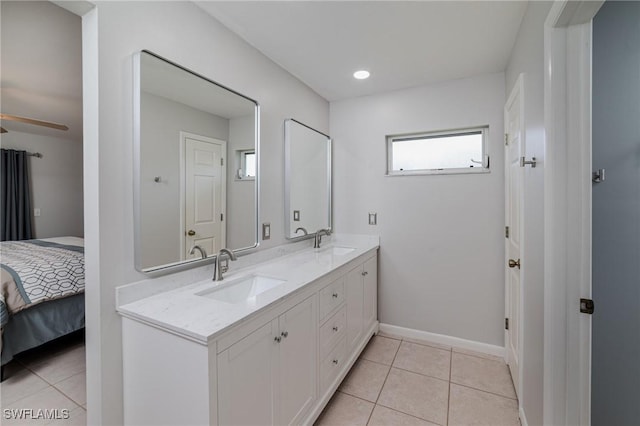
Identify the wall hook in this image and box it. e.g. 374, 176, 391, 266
520, 156, 537, 168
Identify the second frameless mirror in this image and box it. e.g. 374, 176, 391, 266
284, 119, 331, 239
135, 51, 259, 273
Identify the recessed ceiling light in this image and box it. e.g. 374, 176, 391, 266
353, 70, 370, 80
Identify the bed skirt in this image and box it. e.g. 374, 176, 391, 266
1, 293, 85, 365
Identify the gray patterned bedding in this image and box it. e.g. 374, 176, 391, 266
0, 239, 85, 329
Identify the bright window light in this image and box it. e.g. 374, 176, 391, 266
387, 127, 489, 175
237, 149, 256, 180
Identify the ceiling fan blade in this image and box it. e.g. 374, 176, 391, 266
0, 113, 68, 131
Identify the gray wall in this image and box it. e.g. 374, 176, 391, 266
592, 2, 640, 424
504, 2, 552, 425
140, 91, 229, 268
83, 2, 329, 424
1, 1, 83, 239
331, 72, 506, 347
2, 132, 83, 239
227, 115, 257, 249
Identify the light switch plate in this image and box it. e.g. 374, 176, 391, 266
262, 223, 271, 240
34, 208, 41, 217
368, 213, 377, 225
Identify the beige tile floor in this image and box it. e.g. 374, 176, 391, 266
1, 333, 86, 425
0, 331, 518, 426
315, 332, 520, 426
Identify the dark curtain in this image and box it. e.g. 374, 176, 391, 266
1, 149, 33, 241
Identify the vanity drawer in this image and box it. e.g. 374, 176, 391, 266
319, 306, 346, 356
319, 277, 345, 321
320, 337, 347, 393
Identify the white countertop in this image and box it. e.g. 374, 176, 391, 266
117, 234, 379, 344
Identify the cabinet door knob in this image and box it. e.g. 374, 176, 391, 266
281, 331, 288, 338
332, 326, 338, 332
187, 230, 196, 236
332, 359, 338, 364
274, 336, 281, 343
332, 293, 338, 298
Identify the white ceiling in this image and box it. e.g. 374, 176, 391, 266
0, 1, 82, 141
197, 1, 528, 101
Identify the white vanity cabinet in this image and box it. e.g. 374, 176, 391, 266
120, 248, 378, 426
363, 256, 378, 332
346, 257, 377, 353
218, 295, 317, 426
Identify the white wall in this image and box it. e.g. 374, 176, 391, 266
504, 2, 552, 425
83, 2, 329, 424
2, 132, 83, 239
331, 72, 506, 346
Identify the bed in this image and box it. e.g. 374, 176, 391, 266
0, 237, 85, 369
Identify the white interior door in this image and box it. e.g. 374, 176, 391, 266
183, 134, 226, 259
504, 75, 524, 398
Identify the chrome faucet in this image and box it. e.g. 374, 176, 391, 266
313, 229, 331, 249
295, 227, 308, 236
189, 245, 207, 259
214, 248, 237, 281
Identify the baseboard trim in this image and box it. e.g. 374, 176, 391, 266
378, 323, 505, 358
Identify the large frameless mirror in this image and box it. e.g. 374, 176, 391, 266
134, 50, 259, 273
284, 119, 331, 240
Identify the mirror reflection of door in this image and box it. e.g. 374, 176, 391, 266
182, 133, 226, 260
136, 51, 259, 272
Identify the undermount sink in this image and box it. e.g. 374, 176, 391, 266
197, 274, 286, 304
321, 246, 356, 256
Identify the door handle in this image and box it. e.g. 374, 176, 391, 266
187, 230, 196, 236
508, 259, 521, 269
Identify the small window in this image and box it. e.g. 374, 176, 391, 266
386, 126, 489, 176
236, 150, 256, 180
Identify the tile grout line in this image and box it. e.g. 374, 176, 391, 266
375, 400, 448, 426
336, 388, 445, 425
1, 383, 55, 408
450, 380, 518, 401
386, 364, 450, 383
1, 382, 82, 412
380, 333, 504, 364
363, 339, 452, 382
364, 335, 402, 426
12, 356, 86, 410
53, 377, 86, 410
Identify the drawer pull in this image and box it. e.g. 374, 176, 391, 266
332, 326, 339, 332
332, 359, 338, 365
281, 331, 289, 338
274, 336, 281, 343
361, 271, 368, 276
332, 293, 338, 298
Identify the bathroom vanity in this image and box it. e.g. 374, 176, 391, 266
123, 50, 367, 425
117, 235, 378, 425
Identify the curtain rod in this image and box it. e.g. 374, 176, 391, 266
0, 149, 43, 158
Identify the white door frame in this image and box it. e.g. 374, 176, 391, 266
504, 73, 525, 403
543, 1, 603, 425
179, 131, 227, 259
